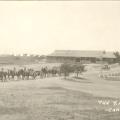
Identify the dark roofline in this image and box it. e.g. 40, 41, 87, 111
47, 50, 116, 59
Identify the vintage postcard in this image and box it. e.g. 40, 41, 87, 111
0, 1, 120, 120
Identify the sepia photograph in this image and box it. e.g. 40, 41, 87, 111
0, 1, 120, 120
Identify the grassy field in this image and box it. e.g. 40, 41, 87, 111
0, 63, 120, 120
0, 77, 120, 120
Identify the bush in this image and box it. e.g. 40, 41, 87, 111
60, 63, 74, 78
60, 63, 85, 78
72, 63, 85, 77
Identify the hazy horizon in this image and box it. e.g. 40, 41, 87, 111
0, 1, 120, 55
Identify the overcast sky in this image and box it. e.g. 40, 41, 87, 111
0, 1, 120, 55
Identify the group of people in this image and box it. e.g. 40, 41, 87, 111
0, 66, 61, 82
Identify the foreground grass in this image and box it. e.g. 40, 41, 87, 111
0, 80, 120, 120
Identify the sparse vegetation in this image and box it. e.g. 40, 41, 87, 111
60, 63, 74, 79
72, 63, 85, 77
114, 51, 120, 63
60, 63, 85, 78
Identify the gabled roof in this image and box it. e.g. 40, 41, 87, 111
48, 50, 116, 58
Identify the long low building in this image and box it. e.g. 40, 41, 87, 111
47, 50, 116, 64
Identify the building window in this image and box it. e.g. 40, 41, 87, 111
76, 58, 80, 62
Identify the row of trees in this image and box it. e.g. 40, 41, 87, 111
60, 63, 85, 79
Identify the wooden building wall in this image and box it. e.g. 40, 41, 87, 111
47, 56, 116, 64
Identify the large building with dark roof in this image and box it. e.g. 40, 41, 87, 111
47, 50, 116, 64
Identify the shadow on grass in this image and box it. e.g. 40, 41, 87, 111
61, 77, 92, 83
73, 76, 87, 80
40, 86, 66, 90
0, 106, 28, 115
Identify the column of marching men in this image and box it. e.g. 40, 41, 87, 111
100, 72, 120, 81
0, 66, 61, 82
